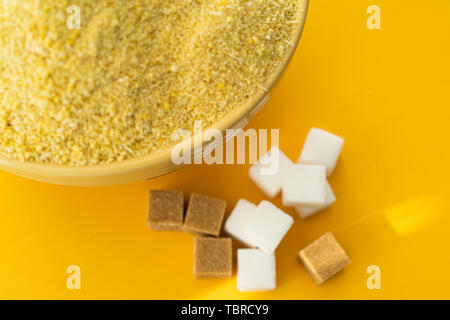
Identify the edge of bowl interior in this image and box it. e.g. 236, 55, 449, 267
0, 0, 309, 186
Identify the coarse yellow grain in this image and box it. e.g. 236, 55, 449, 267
0, 0, 298, 166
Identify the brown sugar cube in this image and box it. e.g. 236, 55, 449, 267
183, 193, 227, 236
147, 190, 184, 231
299, 232, 350, 285
194, 237, 232, 278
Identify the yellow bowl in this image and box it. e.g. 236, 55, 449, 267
0, 1, 309, 186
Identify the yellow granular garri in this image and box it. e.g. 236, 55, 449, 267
0, 0, 298, 166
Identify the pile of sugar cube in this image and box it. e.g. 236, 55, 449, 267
228, 128, 349, 290
147, 190, 292, 288
148, 191, 233, 278
249, 128, 344, 218
225, 199, 294, 291
147, 128, 350, 291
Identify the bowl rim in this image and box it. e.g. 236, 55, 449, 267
0, 0, 309, 181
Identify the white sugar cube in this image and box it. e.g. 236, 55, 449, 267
282, 164, 327, 207
249, 146, 293, 198
224, 199, 257, 247
237, 249, 276, 292
244, 201, 293, 254
298, 128, 344, 176
295, 180, 336, 218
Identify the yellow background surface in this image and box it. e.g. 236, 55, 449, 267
1, 0, 450, 299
